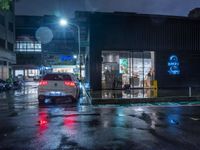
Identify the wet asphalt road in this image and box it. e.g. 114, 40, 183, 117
0, 82, 200, 150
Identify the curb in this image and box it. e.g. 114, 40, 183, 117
91, 96, 200, 105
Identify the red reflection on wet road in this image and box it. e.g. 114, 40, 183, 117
38, 111, 48, 134
64, 115, 77, 135
64, 116, 75, 129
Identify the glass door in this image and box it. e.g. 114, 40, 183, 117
143, 51, 155, 88
132, 52, 144, 88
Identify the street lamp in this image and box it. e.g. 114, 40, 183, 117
59, 18, 68, 27
59, 18, 82, 80
73, 55, 77, 59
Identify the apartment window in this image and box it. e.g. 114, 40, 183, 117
0, 15, 5, 26
15, 41, 42, 52
7, 42, 14, 51
20, 42, 26, 49
35, 43, 41, 51
27, 42, 34, 49
8, 22, 14, 32
0, 38, 5, 48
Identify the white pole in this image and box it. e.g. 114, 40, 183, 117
189, 86, 192, 97
77, 25, 81, 81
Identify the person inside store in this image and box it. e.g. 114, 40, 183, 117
132, 73, 139, 87
110, 66, 119, 89
104, 69, 110, 83
145, 69, 153, 88
104, 68, 112, 88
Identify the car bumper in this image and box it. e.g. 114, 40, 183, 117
38, 91, 76, 97
38, 95, 76, 102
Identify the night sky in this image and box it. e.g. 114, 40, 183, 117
15, 0, 200, 18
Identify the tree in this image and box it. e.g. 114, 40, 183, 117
0, 0, 12, 10
188, 8, 200, 18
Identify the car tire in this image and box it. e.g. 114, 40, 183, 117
38, 99, 45, 105
69, 96, 77, 103
76, 88, 81, 99
38, 96, 45, 105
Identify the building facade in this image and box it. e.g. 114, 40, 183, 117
14, 15, 79, 80
86, 12, 200, 90
0, 2, 16, 80
41, 15, 77, 75
14, 16, 42, 79
74, 12, 90, 81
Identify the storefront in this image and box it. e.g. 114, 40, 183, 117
15, 69, 40, 77
102, 51, 155, 89
14, 67, 40, 80
52, 65, 85, 78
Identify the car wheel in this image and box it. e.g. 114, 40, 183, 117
38, 99, 45, 105
76, 88, 81, 99
38, 96, 45, 105
69, 96, 77, 103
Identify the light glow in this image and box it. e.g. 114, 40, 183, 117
39, 80, 48, 86
64, 81, 75, 87
168, 55, 180, 75
73, 55, 77, 59
59, 18, 68, 27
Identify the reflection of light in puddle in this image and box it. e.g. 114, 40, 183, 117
103, 121, 109, 128
101, 90, 155, 99
38, 111, 49, 135
0, 93, 7, 99
64, 116, 77, 135
190, 117, 200, 121
134, 107, 144, 112
151, 121, 156, 129
150, 113, 157, 129
14, 87, 37, 96
78, 106, 91, 113
64, 118, 75, 127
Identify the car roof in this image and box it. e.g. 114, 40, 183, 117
43, 73, 76, 78
45, 72, 72, 75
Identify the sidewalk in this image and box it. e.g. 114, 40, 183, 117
88, 88, 200, 105
24, 81, 39, 87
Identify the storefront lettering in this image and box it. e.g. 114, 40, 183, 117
168, 55, 180, 75
60, 55, 73, 61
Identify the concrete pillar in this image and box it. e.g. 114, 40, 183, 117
0, 65, 3, 79
23, 69, 26, 80
2, 61, 9, 80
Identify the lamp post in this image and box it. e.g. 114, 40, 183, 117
59, 18, 82, 80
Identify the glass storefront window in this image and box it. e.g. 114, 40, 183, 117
102, 51, 155, 89
15, 70, 24, 76
132, 52, 143, 88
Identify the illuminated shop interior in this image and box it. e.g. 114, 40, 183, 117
101, 51, 155, 89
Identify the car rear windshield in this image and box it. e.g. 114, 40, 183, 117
43, 74, 72, 81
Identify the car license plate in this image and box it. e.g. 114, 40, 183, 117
50, 91, 61, 96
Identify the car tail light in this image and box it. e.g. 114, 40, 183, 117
39, 80, 48, 86
64, 81, 75, 87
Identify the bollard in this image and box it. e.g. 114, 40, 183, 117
152, 80, 158, 97
152, 80, 158, 89
189, 86, 192, 97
